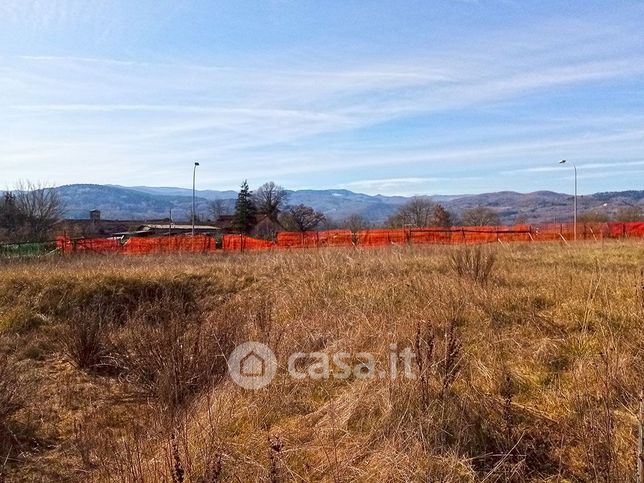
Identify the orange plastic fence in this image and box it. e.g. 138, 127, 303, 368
276, 232, 318, 248
276, 230, 353, 248
222, 234, 275, 251
56, 236, 122, 254
530, 222, 642, 241
409, 228, 453, 245
356, 229, 408, 246
56, 235, 217, 254
627, 222, 644, 236
123, 235, 216, 254
608, 221, 644, 238
355, 225, 535, 246
55, 222, 644, 256
319, 230, 354, 247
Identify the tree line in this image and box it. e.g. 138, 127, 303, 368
383, 197, 501, 228
382, 197, 642, 228
223, 181, 643, 237
223, 181, 505, 236
1, 179, 641, 243
0, 181, 64, 243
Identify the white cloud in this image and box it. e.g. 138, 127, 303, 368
1, 10, 644, 193
503, 159, 644, 175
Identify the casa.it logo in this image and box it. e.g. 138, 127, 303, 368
227, 342, 278, 390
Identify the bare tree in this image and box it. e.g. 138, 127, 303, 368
578, 212, 610, 223
253, 182, 288, 221
514, 214, 528, 225
210, 199, 231, 220
460, 206, 500, 226
281, 204, 325, 232
319, 215, 339, 231
342, 213, 370, 232
0, 192, 25, 241
11, 181, 64, 242
614, 205, 642, 222
386, 197, 435, 228
432, 204, 453, 227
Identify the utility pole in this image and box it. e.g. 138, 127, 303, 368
192, 162, 200, 236
559, 160, 577, 241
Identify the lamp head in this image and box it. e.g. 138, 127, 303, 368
195, 162, 200, 166
559, 160, 566, 164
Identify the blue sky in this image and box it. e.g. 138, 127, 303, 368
1, 0, 643, 196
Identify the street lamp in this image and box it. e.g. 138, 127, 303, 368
559, 160, 577, 241
192, 162, 200, 236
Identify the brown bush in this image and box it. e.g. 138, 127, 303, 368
110, 303, 241, 415
62, 305, 114, 372
449, 244, 497, 283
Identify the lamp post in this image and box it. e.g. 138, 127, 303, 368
192, 162, 200, 236
559, 160, 577, 241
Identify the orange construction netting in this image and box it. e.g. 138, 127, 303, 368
318, 230, 354, 247
409, 228, 453, 245
222, 234, 275, 251
276, 230, 353, 248
57, 235, 218, 254
608, 221, 644, 238
123, 235, 216, 254
56, 236, 122, 254
55, 222, 644, 256
356, 229, 409, 247
276, 231, 319, 248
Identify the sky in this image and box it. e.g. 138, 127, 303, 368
1, 0, 643, 196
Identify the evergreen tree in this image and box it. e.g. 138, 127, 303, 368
232, 180, 257, 234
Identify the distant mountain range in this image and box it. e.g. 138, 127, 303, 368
54, 184, 644, 225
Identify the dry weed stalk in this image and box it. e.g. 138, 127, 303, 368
415, 320, 435, 409
269, 434, 284, 483
638, 391, 643, 483
72, 420, 94, 469
202, 453, 222, 482
581, 344, 619, 482
0, 355, 22, 467
440, 320, 462, 398
500, 368, 515, 448
640, 267, 644, 312
171, 431, 185, 483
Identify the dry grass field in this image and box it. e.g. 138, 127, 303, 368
0, 241, 643, 482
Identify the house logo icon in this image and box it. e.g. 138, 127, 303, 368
228, 342, 277, 390
240, 350, 266, 378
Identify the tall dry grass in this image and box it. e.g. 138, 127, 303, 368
0, 241, 642, 481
